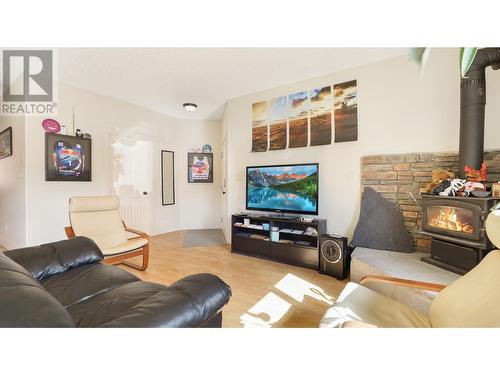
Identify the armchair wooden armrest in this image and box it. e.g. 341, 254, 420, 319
121, 222, 149, 271
65, 226, 75, 239
122, 222, 149, 241
360, 275, 447, 292
65, 224, 149, 241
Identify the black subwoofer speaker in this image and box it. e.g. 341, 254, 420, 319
319, 235, 350, 280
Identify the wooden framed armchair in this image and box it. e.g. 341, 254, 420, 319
65, 196, 149, 271
321, 249, 500, 328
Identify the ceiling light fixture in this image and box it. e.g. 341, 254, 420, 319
183, 103, 198, 112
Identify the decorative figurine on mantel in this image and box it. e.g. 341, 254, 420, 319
438, 178, 467, 197
432, 163, 490, 197
464, 163, 490, 197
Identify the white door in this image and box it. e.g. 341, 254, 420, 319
221, 135, 229, 241
110, 135, 154, 234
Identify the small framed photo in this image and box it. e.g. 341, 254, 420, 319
188, 152, 213, 183
45, 133, 92, 181
492, 183, 500, 198
0, 127, 13, 160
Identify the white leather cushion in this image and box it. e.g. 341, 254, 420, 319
320, 282, 431, 328
102, 237, 148, 256
486, 210, 500, 248
70, 210, 127, 250
430, 250, 500, 328
69, 196, 120, 213
350, 247, 459, 315
341, 321, 378, 328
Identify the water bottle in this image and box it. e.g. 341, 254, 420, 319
271, 227, 280, 242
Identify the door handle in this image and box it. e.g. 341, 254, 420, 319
142, 191, 148, 195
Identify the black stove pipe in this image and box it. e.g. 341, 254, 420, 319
459, 48, 500, 178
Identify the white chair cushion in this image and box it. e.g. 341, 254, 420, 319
341, 320, 378, 328
69, 196, 128, 250
320, 282, 431, 328
69, 196, 121, 212
102, 237, 148, 256
350, 247, 460, 315
430, 250, 500, 328
485, 210, 500, 249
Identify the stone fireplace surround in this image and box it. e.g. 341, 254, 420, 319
361, 150, 500, 253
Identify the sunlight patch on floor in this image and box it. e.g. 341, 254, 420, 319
240, 292, 291, 328
274, 273, 335, 304
240, 273, 335, 327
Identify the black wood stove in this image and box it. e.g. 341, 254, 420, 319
420, 195, 500, 274
419, 48, 500, 274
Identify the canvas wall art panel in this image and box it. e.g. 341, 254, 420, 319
251, 101, 268, 152
288, 91, 308, 148
268, 96, 287, 150
309, 86, 332, 146
333, 80, 358, 143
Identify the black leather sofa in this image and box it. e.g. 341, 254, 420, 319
0, 237, 231, 327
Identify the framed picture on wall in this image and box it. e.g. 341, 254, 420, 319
0, 127, 13, 160
161, 150, 175, 205
45, 133, 92, 181
188, 152, 213, 183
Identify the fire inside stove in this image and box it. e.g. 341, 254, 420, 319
428, 206, 474, 234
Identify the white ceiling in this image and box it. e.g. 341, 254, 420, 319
57, 48, 407, 120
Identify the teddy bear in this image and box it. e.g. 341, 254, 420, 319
425, 169, 455, 193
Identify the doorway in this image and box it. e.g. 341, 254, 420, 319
110, 135, 154, 234
221, 134, 229, 241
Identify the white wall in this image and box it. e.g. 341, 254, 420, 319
153, 118, 222, 233
223, 49, 500, 240
0, 117, 26, 249
23, 83, 221, 246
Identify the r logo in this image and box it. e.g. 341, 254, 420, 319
2, 50, 53, 102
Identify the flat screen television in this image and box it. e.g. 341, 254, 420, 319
246, 163, 319, 215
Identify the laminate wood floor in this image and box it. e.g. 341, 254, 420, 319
123, 230, 348, 328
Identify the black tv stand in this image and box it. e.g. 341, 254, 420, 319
231, 213, 327, 269
267, 214, 299, 220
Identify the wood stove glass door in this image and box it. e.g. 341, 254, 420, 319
423, 201, 481, 242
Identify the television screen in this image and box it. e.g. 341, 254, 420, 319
246, 163, 319, 215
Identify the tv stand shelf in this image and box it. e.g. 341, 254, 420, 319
231, 213, 327, 269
